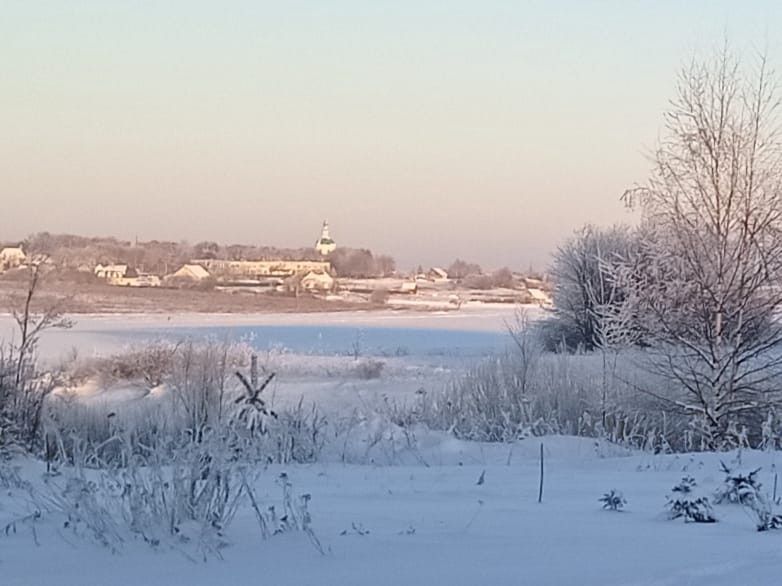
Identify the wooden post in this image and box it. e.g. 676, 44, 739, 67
538, 442, 544, 504
250, 354, 258, 389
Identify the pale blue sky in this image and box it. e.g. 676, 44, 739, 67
2, 1, 781, 269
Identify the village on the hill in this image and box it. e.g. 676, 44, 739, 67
0, 222, 552, 311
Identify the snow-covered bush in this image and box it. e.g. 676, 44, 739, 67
751, 504, 782, 532
89, 341, 179, 387
352, 359, 384, 380
665, 477, 716, 523
713, 462, 763, 505
711, 462, 782, 531
415, 346, 676, 449
43, 340, 329, 466
31, 431, 321, 557
257, 398, 327, 464
0, 462, 31, 491
599, 489, 626, 511
1, 343, 59, 453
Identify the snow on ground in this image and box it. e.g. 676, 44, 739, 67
4, 307, 782, 584
3, 437, 782, 586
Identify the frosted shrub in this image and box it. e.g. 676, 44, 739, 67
248, 472, 323, 553
1, 344, 58, 452
349, 359, 384, 380
712, 462, 782, 531
46, 340, 328, 466
665, 477, 716, 523
34, 431, 320, 557
751, 502, 782, 532
91, 341, 179, 387
417, 347, 673, 448
713, 462, 763, 506
599, 489, 626, 511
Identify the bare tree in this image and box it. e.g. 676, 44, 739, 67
505, 307, 542, 398
447, 259, 482, 280
2, 259, 72, 447
619, 46, 782, 446
10, 260, 72, 388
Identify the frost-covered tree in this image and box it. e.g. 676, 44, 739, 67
1, 260, 71, 449
543, 224, 637, 351
618, 46, 782, 447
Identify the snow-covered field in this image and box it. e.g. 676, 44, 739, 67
3, 305, 782, 585
3, 438, 782, 585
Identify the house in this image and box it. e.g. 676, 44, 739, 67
428, 267, 449, 282
300, 270, 335, 291
315, 221, 336, 255
287, 269, 335, 293
415, 267, 449, 283
119, 274, 161, 288
171, 264, 210, 280
0, 247, 26, 271
527, 287, 553, 307
338, 278, 417, 295
193, 258, 332, 279
94, 264, 130, 283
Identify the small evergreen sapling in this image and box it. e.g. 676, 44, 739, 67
599, 490, 626, 511
665, 476, 716, 523
714, 462, 782, 531
713, 462, 762, 505
711, 462, 782, 531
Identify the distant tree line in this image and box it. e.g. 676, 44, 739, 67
445, 259, 517, 289
328, 248, 395, 278
10, 232, 398, 279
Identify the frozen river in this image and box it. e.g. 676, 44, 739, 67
0, 304, 529, 363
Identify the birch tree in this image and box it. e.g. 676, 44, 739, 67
548, 224, 637, 351
620, 47, 782, 447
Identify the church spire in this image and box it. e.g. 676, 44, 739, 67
315, 220, 336, 255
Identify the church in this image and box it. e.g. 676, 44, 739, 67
315, 221, 336, 255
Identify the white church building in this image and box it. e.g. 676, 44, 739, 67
315, 221, 336, 255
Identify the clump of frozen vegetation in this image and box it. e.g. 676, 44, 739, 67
29, 435, 322, 557
713, 462, 763, 506
665, 477, 716, 523
599, 490, 626, 511
412, 319, 684, 450
712, 461, 782, 532
1, 328, 327, 556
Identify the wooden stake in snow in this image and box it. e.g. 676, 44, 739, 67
538, 442, 544, 504
250, 353, 259, 388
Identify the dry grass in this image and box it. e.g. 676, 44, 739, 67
0, 280, 366, 314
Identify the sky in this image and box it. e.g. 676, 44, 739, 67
2, 1, 781, 271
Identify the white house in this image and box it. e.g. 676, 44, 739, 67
94, 264, 129, 283
527, 287, 553, 307
416, 267, 449, 283
171, 264, 210, 280
300, 270, 335, 291
429, 267, 449, 282
193, 258, 331, 278
115, 274, 161, 288
288, 269, 334, 293
0, 247, 26, 271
